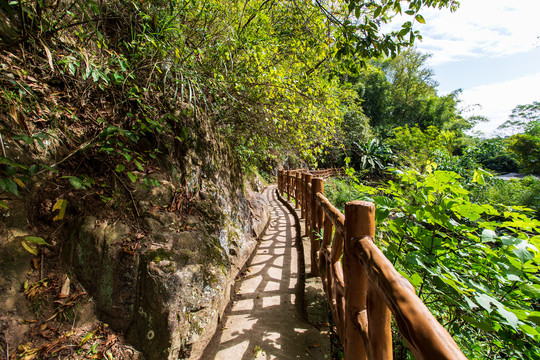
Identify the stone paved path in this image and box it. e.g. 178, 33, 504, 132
202, 186, 329, 360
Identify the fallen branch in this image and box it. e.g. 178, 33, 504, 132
36, 133, 101, 176
111, 169, 140, 219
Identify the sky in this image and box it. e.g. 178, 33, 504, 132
393, 0, 540, 137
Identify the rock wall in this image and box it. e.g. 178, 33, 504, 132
61, 114, 268, 359
0, 109, 269, 359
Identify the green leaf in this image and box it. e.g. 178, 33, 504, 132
496, 305, 519, 329
0, 178, 18, 196
520, 323, 539, 337
68, 176, 85, 189
405, 252, 426, 268
134, 160, 144, 171
25, 236, 50, 246
501, 235, 518, 245
464, 296, 478, 310
475, 293, 497, 313
21, 241, 38, 255
408, 272, 423, 287
463, 315, 494, 332
398, 28, 410, 37
513, 241, 535, 263
375, 208, 390, 223
481, 229, 496, 243
0, 200, 8, 209
452, 203, 483, 221
521, 284, 540, 299
115, 164, 125, 172
52, 199, 68, 221
127, 172, 137, 183
523, 311, 540, 326
122, 152, 133, 162
374, 196, 396, 209
415, 14, 426, 24
473, 170, 485, 185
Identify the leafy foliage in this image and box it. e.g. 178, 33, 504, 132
377, 170, 540, 359
324, 176, 364, 211
500, 101, 540, 135
467, 138, 519, 173
495, 101, 540, 175
509, 133, 540, 175
0, 0, 464, 205
386, 125, 447, 169
326, 171, 540, 359
316, 0, 459, 61
351, 50, 466, 137
352, 139, 394, 174
473, 177, 540, 220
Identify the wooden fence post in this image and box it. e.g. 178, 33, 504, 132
300, 173, 306, 219
343, 201, 371, 360
278, 169, 282, 195
291, 170, 295, 202
282, 170, 286, 197
362, 202, 393, 360
304, 173, 313, 237
300, 173, 308, 220
295, 171, 300, 209
286, 170, 291, 201
310, 177, 324, 276
343, 200, 392, 359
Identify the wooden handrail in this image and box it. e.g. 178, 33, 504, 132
277, 168, 467, 360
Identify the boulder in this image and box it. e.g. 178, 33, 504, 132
0, 199, 36, 352
64, 216, 138, 331
247, 191, 270, 238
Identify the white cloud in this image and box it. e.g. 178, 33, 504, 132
461, 72, 540, 136
407, 1, 540, 65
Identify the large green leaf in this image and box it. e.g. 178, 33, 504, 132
496, 305, 519, 330
520, 284, 540, 299
463, 315, 494, 332
513, 241, 535, 263
25, 236, 50, 246
475, 293, 497, 313
21, 241, 38, 256
481, 229, 496, 243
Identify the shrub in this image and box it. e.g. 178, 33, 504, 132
509, 133, 540, 175
481, 176, 540, 219
482, 154, 519, 173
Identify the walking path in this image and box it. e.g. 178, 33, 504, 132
202, 186, 330, 360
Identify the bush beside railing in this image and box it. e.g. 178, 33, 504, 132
277, 168, 467, 360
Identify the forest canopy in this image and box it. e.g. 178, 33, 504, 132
0, 0, 460, 169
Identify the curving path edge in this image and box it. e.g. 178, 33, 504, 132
202, 186, 330, 360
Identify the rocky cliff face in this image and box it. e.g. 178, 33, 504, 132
0, 111, 269, 360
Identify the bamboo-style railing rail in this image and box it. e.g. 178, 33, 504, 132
277, 168, 467, 360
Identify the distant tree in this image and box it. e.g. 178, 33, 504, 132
383, 50, 438, 106
509, 134, 540, 174
499, 101, 540, 135
499, 101, 540, 174
355, 66, 394, 133
353, 49, 466, 137
469, 139, 519, 173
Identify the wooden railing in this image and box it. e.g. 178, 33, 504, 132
277, 168, 467, 360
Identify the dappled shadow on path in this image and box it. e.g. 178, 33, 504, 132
201, 186, 325, 360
